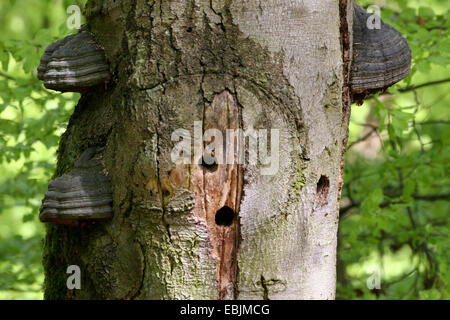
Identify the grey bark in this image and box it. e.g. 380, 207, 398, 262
42, 0, 352, 300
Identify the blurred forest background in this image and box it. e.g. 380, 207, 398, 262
0, 0, 448, 300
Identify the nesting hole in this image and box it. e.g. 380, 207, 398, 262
215, 206, 235, 227
316, 175, 330, 206
199, 156, 218, 172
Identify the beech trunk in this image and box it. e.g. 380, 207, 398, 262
43, 0, 353, 300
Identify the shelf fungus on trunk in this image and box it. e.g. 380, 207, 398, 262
350, 2, 412, 103
39, 148, 113, 226
37, 27, 110, 93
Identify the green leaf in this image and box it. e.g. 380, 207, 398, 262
418, 7, 435, 19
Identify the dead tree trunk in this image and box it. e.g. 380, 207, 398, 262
42, 0, 352, 300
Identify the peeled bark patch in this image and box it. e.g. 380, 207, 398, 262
192, 91, 243, 300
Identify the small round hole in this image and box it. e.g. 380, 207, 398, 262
199, 157, 218, 172
215, 206, 235, 226
316, 175, 330, 206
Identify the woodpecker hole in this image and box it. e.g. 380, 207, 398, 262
215, 206, 235, 226
199, 156, 218, 172
316, 175, 330, 206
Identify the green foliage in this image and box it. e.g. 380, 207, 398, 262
0, 0, 85, 299
338, 1, 449, 300
0, 235, 43, 298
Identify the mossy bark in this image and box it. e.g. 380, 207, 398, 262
42, 0, 352, 300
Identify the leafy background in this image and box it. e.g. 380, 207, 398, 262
0, 0, 448, 299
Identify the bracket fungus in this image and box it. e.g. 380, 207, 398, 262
37, 27, 110, 92
350, 2, 412, 102
39, 148, 113, 226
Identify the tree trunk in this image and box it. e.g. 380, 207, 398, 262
43, 0, 352, 300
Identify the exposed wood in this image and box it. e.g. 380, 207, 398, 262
192, 91, 243, 299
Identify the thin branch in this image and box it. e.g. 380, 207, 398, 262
413, 194, 450, 201
348, 126, 379, 149
384, 268, 418, 288
352, 122, 378, 129
397, 78, 450, 93
417, 121, 450, 126
362, 78, 450, 101
0, 71, 15, 81
340, 193, 450, 216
